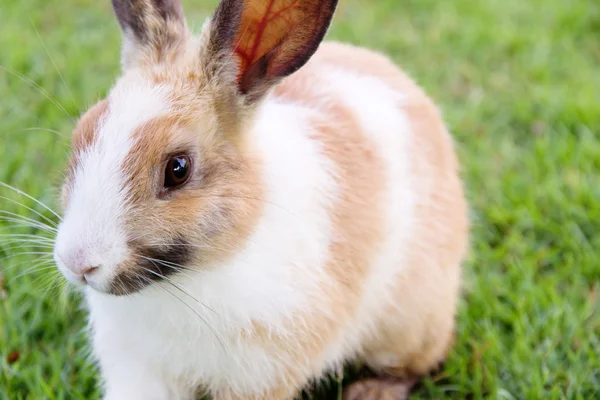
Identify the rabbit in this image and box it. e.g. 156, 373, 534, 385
52, 0, 469, 399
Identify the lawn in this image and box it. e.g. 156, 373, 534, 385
0, 0, 599, 398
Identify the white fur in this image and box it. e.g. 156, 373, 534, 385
57, 63, 419, 399
54, 72, 173, 291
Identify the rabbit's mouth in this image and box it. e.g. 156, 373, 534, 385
105, 240, 194, 296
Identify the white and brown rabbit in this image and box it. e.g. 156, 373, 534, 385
53, 0, 469, 399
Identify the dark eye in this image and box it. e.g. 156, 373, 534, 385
164, 155, 192, 189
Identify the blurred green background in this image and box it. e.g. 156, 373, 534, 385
0, 0, 599, 398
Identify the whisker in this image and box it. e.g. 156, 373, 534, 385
0, 242, 54, 256
0, 181, 62, 222
141, 269, 226, 352
0, 198, 59, 229
139, 257, 218, 316
144, 239, 239, 251
138, 256, 195, 282
111, 273, 128, 296
142, 241, 256, 265
1, 255, 54, 274
0, 242, 54, 254
127, 230, 154, 244
0, 244, 54, 253
37, 270, 65, 299
0, 251, 54, 263
16, 127, 68, 139
0, 209, 58, 230
0, 215, 58, 235
0, 65, 72, 118
13, 261, 57, 280
144, 243, 216, 249
136, 274, 189, 339
0, 233, 55, 243
30, 19, 79, 112
138, 254, 197, 273
142, 263, 194, 297
189, 193, 303, 222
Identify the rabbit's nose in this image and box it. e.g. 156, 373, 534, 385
58, 247, 101, 281
81, 265, 100, 281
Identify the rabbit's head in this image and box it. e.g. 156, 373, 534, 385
53, 0, 338, 295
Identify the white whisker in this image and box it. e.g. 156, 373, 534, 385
0, 233, 55, 243
139, 256, 218, 316
138, 254, 196, 273
37, 270, 65, 298
140, 268, 226, 352
141, 241, 259, 268
13, 261, 57, 280
0, 65, 72, 118
0, 215, 58, 235
0, 251, 54, 263
0, 181, 62, 222
0, 200, 59, 229
16, 127, 68, 139
30, 19, 79, 112
1, 254, 54, 274
0, 242, 54, 255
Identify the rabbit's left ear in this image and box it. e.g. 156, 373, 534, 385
111, 0, 188, 69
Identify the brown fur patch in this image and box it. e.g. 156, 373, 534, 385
119, 113, 264, 280
313, 42, 469, 379
71, 99, 109, 157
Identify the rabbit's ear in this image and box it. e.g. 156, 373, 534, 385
208, 0, 338, 101
111, 0, 188, 69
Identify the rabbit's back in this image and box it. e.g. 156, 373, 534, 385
262, 41, 469, 375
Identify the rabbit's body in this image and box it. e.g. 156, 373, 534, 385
54, 1, 468, 399
84, 41, 467, 400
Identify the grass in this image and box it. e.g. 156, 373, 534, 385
0, 0, 598, 398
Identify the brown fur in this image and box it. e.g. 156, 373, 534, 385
315, 43, 468, 396
117, 109, 263, 281
71, 99, 109, 160
321, 42, 468, 377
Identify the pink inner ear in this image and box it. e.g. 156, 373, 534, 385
232, 0, 307, 80
224, 0, 337, 94
235, 0, 284, 73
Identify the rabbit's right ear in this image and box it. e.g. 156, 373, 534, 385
111, 0, 188, 69
206, 0, 338, 102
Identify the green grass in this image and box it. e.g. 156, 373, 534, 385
1, 0, 599, 398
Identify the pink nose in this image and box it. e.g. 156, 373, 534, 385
81, 265, 99, 278
62, 248, 100, 279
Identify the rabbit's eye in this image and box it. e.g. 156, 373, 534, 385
164, 155, 192, 189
